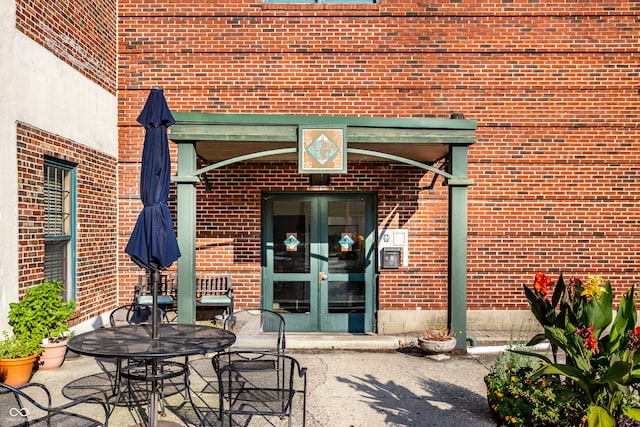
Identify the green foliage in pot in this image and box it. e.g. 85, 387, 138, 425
0, 332, 41, 359
8, 280, 76, 344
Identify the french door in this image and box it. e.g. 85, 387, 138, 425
262, 192, 376, 332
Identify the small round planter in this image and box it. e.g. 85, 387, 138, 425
418, 337, 457, 355
39, 340, 68, 370
0, 353, 39, 386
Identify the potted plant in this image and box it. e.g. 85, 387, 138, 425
418, 325, 457, 356
8, 280, 76, 370
0, 332, 41, 386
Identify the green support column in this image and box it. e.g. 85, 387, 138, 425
174, 141, 199, 323
448, 145, 473, 351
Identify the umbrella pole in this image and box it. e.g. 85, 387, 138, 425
151, 269, 161, 340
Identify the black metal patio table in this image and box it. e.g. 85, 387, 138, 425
68, 323, 236, 427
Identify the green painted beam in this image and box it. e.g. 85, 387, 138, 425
172, 112, 477, 130
170, 124, 298, 143
170, 112, 477, 146
348, 127, 475, 144
170, 124, 475, 145
347, 148, 454, 179
193, 148, 297, 176
448, 145, 471, 352
176, 142, 197, 324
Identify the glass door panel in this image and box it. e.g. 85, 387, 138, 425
327, 281, 365, 313
263, 193, 375, 333
267, 199, 316, 331
273, 200, 310, 273
273, 281, 310, 313
321, 199, 367, 331
327, 200, 366, 274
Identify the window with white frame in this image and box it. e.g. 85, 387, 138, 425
44, 157, 76, 301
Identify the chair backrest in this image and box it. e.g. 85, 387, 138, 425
0, 382, 32, 426
223, 308, 286, 352
212, 350, 307, 426
0, 382, 108, 427
109, 304, 168, 327
136, 272, 176, 296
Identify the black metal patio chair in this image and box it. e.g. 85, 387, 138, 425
188, 308, 287, 422
108, 304, 188, 416
189, 308, 286, 383
223, 308, 286, 353
209, 350, 307, 427
107, 304, 169, 395
0, 382, 109, 427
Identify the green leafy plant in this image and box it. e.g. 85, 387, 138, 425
485, 346, 587, 426
9, 280, 76, 344
517, 273, 640, 427
0, 332, 41, 359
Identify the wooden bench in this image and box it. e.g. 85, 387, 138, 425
135, 273, 233, 318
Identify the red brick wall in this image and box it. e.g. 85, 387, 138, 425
15, 0, 117, 93
118, 1, 640, 313
16, 123, 118, 324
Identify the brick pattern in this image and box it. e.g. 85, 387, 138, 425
117, 1, 640, 314
15, 0, 117, 93
16, 123, 118, 325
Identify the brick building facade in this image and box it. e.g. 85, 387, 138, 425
2, 0, 638, 337
116, 1, 640, 334
1, 0, 117, 331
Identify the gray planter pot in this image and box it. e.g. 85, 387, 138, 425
418, 337, 457, 354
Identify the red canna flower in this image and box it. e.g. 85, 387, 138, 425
534, 273, 552, 296
576, 325, 598, 354
628, 327, 640, 350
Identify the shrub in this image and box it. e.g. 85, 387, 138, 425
518, 274, 640, 427
485, 347, 587, 426
8, 280, 76, 344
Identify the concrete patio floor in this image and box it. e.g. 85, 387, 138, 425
29, 334, 504, 427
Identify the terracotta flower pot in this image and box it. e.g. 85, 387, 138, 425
418, 337, 457, 354
0, 353, 39, 386
39, 340, 68, 370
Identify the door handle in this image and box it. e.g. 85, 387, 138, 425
319, 272, 328, 283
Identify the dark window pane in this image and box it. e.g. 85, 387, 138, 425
328, 281, 365, 313
44, 240, 68, 298
273, 201, 310, 273
328, 200, 366, 273
273, 281, 310, 313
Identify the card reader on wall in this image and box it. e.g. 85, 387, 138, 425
381, 247, 402, 269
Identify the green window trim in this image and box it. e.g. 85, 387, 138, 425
44, 156, 77, 301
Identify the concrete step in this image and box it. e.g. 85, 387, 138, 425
230, 330, 522, 351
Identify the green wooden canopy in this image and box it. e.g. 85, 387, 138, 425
169, 112, 475, 350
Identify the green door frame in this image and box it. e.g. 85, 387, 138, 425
170, 113, 475, 350
262, 192, 376, 333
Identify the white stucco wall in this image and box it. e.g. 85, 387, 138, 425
0, 0, 117, 333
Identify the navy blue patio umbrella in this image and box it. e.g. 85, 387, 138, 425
125, 88, 180, 340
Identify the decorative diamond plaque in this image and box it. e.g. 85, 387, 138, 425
284, 233, 300, 252
339, 233, 355, 251
307, 133, 339, 166
299, 126, 347, 173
